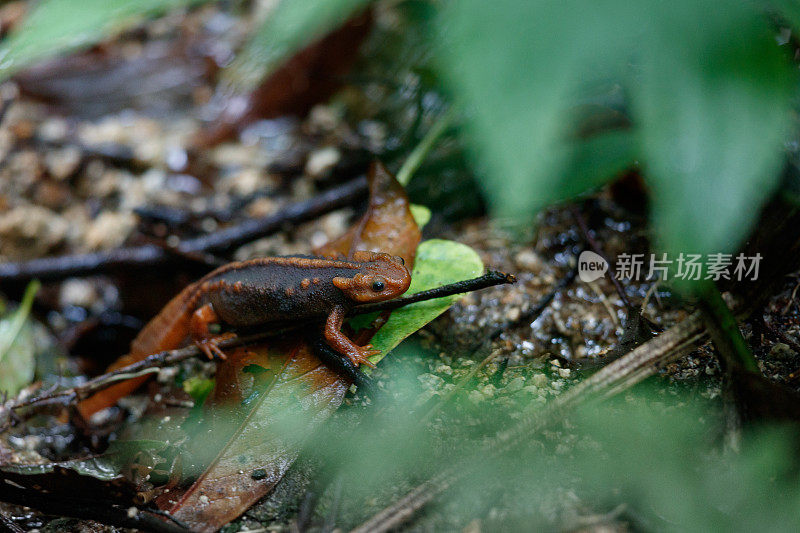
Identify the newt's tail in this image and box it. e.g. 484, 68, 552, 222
76, 353, 153, 420
77, 286, 197, 420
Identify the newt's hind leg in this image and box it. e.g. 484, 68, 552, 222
190, 304, 236, 360
324, 305, 379, 368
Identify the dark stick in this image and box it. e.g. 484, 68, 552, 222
570, 205, 632, 308
0, 511, 24, 533
0, 488, 188, 533
486, 264, 576, 343
355, 271, 516, 315
0, 176, 368, 283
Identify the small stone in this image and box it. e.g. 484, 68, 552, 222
468, 390, 484, 404
308, 105, 340, 132
520, 340, 535, 352
434, 364, 453, 375
418, 373, 445, 391
506, 377, 525, 391
305, 146, 340, 178
531, 374, 548, 388
38, 117, 69, 142
558, 368, 571, 378
769, 342, 796, 361
514, 250, 544, 272
84, 211, 136, 250
59, 279, 99, 308
45, 146, 82, 180
0, 205, 68, 258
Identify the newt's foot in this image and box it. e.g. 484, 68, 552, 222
345, 344, 380, 368
194, 333, 236, 360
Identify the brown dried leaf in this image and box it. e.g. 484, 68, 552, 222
160, 162, 420, 531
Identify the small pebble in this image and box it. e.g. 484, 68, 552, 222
305, 146, 340, 178
769, 342, 796, 361
531, 374, 548, 388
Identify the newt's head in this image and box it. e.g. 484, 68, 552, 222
333, 250, 411, 303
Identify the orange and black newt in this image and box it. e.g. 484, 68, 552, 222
78, 251, 410, 419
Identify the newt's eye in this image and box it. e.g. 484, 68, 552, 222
372, 280, 385, 292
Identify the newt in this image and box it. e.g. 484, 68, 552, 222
78, 250, 410, 419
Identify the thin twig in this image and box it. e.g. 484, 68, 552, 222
0, 176, 369, 283
484, 263, 577, 344
356, 271, 516, 315
762, 315, 800, 356
0, 510, 24, 533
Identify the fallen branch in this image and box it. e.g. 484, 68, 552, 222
0, 176, 368, 283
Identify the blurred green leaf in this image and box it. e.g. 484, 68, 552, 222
0, 280, 40, 396
183, 376, 215, 406
434, 0, 641, 222
769, 0, 800, 30
224, 0, 374, 91
558, 130, 638, 202
636, 0, 794, 255
409, 204, 431, 228
366, 239, 484, 364
435, 0, 796, 256
0, 0, 208, 80
2, 456, 124, 482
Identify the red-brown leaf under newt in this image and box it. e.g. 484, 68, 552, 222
77, 164, 412, 419
158, 162, 420, 532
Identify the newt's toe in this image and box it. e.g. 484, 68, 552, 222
194, 333, 236, 361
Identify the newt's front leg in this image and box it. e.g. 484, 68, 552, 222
190, 303, 236, 360
324, 305, 379, 368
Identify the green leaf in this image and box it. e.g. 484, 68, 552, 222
366, 239, 484, 364
0, 0, 208, 80
183, 376, 215, 406
769, 0, 800, 30
635, 0, 795, 255
0, 280, 40, 396
557, 130, 638, 202
223, 0, 374, 91
410, 204, 431, 228
435, 0, 795, 258
434, 0, 642, 223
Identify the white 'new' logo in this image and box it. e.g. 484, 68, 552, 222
578, 250, 608, 283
